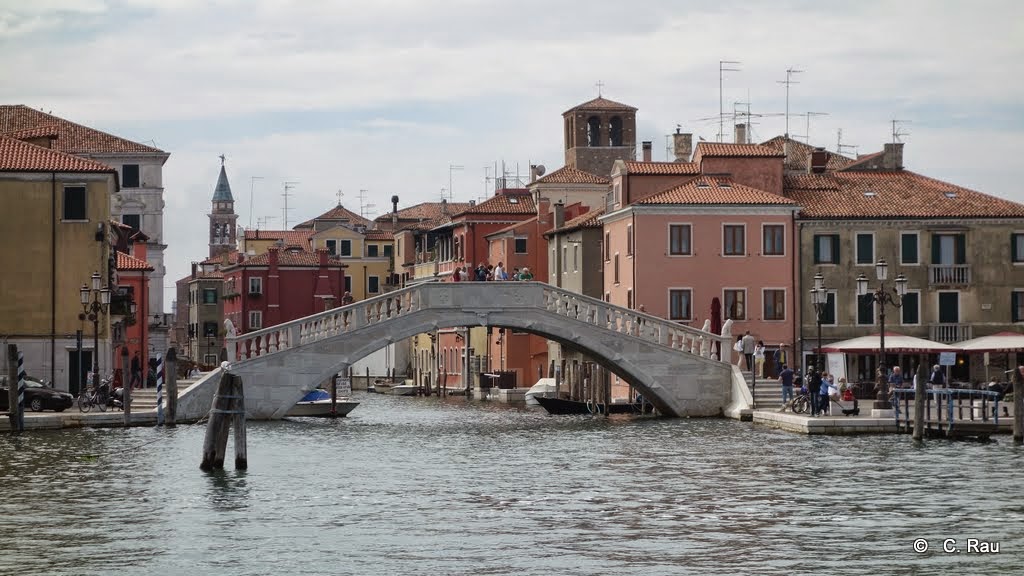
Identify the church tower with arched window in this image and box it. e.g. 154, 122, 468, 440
208, 155, 238, 258
562, 95, 637, 177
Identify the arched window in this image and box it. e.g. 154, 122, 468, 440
609, 116, 623, 146
587, 116, 601, 147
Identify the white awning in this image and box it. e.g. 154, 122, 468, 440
956, 331, 1024, 353
819, 332, 958, 354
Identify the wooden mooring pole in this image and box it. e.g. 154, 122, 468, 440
166, 348, 178, 427
200, 371, 247, 470
913, 362, 927, 441
1014, 366, 1023, 446
121, 346, 131, 427
330, 373, 338, 418
7, 345, 23, 433
231, 374, 247, 469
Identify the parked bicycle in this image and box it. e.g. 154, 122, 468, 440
78, 375, 112, 413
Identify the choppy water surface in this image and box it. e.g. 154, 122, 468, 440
1, 393, 1021, 576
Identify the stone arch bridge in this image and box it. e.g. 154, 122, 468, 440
180, 282, 745, 420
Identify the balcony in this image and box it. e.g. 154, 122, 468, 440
928, 264, 971, 286
930, 323, 973, 343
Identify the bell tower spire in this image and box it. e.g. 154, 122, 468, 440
209, 154, 239, 258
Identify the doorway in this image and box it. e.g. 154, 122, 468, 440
68, 350, 92, 396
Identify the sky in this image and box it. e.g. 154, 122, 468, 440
2, 0, 1023, 311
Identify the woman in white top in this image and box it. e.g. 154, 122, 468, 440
754, 340, 766, 377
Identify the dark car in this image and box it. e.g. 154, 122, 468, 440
0, 375, 74, 412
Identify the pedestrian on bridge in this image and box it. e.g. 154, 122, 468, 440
741, 331, 755, 373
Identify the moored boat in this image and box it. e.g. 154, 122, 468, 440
534, 395, 645, 415
286, 389, 360, 417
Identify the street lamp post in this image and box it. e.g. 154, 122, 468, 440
79, 271, 111, 386
856, 258, 908, 409
810, 271, 828, 372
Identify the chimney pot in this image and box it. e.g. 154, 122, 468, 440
808, 147, 829, 173
673, 132, 693, 162
554, 201, 566, 229
734, 123, 748, 144
883, 142, 904, 170
641, 141, 652, 162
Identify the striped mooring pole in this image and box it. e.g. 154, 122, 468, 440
16, 351, 26, 432
156, 353, 164, 426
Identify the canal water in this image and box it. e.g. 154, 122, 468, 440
1, 393, 1021, 576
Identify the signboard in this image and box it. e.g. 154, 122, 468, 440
939, 352, 957, 366
336, 377, 352, 396
826, 353, 847, 382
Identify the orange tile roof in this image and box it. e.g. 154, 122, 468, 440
546, 207, 606, 236
295, 203, 373, 229
200, 252, 238, 266
364, 230, 394, 240
0, 134, 115, 173
534, 166, 610, 185
636, 178, 796, 206
0, 105, 165, 154
374, 201, 473, 224
116, 251, 153, 271
563, 96, 637, 114
485, 214, 539, 238
694, 141, 785, 160
760, 136, 855, 171
785, 171, 1024, 218
454, 191, 536, 216
838, 151, 886, 171
243, 229, 313, 248
3, 125, 60, 141
622, 160, 700, 175
196, 270, 224, 279
229, 250, 347, 267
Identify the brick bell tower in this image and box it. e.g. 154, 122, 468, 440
208, 154, 238, 259
562, 92, 638, 178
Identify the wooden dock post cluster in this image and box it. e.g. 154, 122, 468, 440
200, 370, 248, 471
165, 348, 178, 427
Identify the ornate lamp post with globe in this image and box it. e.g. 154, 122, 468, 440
809, 271, 829, 373
856, 258, 908, 409
79, 271, 110, 388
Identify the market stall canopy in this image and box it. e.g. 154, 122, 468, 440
955, 331, 1024, 353
818, 332, 959, 354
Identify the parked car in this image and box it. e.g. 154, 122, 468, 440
0, 375, 74, 412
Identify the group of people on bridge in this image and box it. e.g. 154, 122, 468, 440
451, 261, 534, 282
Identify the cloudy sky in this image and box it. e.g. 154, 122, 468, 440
3, 0, 1023, 310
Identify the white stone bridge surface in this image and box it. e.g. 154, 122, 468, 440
195, 282, 737, 419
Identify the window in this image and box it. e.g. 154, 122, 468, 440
562, 246, 568, 273
763, 289, 785, 321
626, 224, 634, 256
724, 289, 746, 320
344, 276, 352, 293
122, 214, 140, 233
203, 321, 218, 337
248, 277, 262, 295
383, 245, 393, 257
325, 239, 337, 256
609, 116, 623, 146
202, 288, 217, 304
813, 234, 840, 264
248, 310, 262, 330
613, 253, 620, 284
901, 232, 919, 265
763, 225, 785, 256
931, 233, 965, 265
604, 232, 610, 261
514, 237, 527, 254
340, 239, 352, 257
573, 245, 579, 272
627, 289, 633, 310
63, 185, 86, 220
723, 225, 745, 256
856, 233, 874, 265
901, 291, 920, 325
587, 116, 601, 147
818, 291, 837, 325
669, 224, 691, 256
938, 292, 959, 324
368, 276, 380, 294
367, 244, 379, 257
669, 289, 692, 320
1013, 292, 1024, 323
857, 294, 875, 325
121, 164, 140, 188
1012, 234, 1024, 263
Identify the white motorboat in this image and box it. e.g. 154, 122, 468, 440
524, 378, 561, 406
286, 389, 360, 417
389, 383, 418, 396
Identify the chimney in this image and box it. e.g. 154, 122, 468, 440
883, 142, 904, 170
236, 252, 245, 264
268, 246, 279, 267
734, 123, 748, 144
440, 198, 448, 215
191, 262, 197, 280
468, 199, 476, 206
641, 141, 652, 162
808, 147, 829, 174
554, 201, 565, 229
317, 247, 328, 266
391, 195, 399, 232
673, 129, 693, 162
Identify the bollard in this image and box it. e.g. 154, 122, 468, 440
16, 351, 26, 433
165, 348, 178, 427
155, 353, 164, 426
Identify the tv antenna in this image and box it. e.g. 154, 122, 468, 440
891, 119, 912, 143
836, 128, 859, 157
248, 176, 263, 229
257, 215, 276, 229
357, 189, 375, 218
793, 112, 829, 145
718, 60, 742, 142
281, 181, 299, 228
483, 165, 493, 197
448, 164, 464, 201
777, 67, 804, 141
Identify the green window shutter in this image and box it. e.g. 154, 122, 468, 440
955, 234, 966, 264
1013, 234, 1019, 262
813, 236, 821, 263
856, 234, 873, 264
831, 234, 840, 265
931, 235, 941, 264
901, 234, 918, 264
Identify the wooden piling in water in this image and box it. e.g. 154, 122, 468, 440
166, 348, 178, 428
330, 373, 338, 418
1014, 366, 1023, 446
231, 374, 247, 470
120, 347, 131, 427
200, 370, 231, 471
913, 362, 927, 441
7, 344, 23, 433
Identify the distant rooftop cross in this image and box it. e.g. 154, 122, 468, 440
595, 80, 604, 97
336, 188, 344, 206
219, 153, 226, 166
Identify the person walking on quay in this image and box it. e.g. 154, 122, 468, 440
741, 331, 756, 373
129, 350, 142, 390
778, 364, 795, 406
754, 340, 766, 378
808, 368, 823, 416
927, 364, 945, 388
773, 344, 788, 378
820, 372, 832, 415
889, 366, 904, 391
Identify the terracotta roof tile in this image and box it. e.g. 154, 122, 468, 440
242, 229, 313, 249
563, 96, 637, 114
200, 252, 238, 266
454, 191, 535, 216
3, 125, 60, 141
838, 151, 886, 171
546, 207, 606, 236
636, 178, 796, 206
533, 165, 610, 185
294, 204, 373, 229
0, 105, 165, 154
116, 251, 153, 271
374, 201, 473, 224
196, 270, 224, 279
622, 161, 700, 175
486, 214, 539, 238
364, 230, 394, 240
785, 171, 1024, 218
0, 135, 115, 172
694, 141, 785, 160
228, 250, 347, 268
760, 136, 856, 171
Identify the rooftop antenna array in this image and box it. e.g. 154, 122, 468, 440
777, 67, 804, 142
718, 60, 742, 142
483, 165, 493, 197
891, 119, 912, 143
732, 99, 752, 143
794, 112, 829, 145
836, 128, 859, 157
257, 215, 276, 229
448, 164, 464, 201
357, 189, 375, 218
281, 181, 299, 229
248, 176, 264, 229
